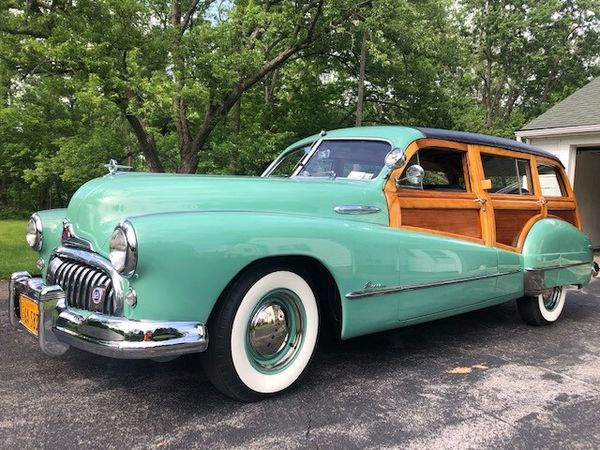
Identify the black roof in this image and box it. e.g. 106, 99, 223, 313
414, 127, 562, 166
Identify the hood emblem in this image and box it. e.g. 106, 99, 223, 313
61, 219, 73, 242
104, 159, 132, 176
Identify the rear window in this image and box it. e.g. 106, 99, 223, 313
537, 164, 566, 197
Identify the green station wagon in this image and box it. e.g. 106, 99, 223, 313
9, 126, 597, 401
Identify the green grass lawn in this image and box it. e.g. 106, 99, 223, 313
0, 220, 38, 280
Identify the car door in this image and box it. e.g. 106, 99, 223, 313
384, 139, 500, 322
473, 145, 544, 250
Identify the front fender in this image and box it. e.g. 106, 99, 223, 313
36, 208, 67, 278
125, 211, 404, 332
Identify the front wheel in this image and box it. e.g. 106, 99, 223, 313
517, 286, 567, 326
203, 265, 319, 402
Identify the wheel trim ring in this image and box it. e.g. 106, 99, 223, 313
245, 288, 306, 374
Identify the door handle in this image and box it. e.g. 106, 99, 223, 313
474, 197, 487, 211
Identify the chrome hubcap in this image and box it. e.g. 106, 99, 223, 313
246, 289, 305, 372
542, 287, 562, 311
249, 303, 289, 357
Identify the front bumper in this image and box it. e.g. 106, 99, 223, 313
9, 272, 208, 359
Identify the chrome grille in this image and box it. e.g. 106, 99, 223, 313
49, 257, 117, 315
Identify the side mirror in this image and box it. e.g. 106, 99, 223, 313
384, 148, 406, 169
396, 164, 425, 188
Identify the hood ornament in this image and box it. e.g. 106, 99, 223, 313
104, 159, 132, 176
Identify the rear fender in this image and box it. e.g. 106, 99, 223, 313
521, 218, 593, 295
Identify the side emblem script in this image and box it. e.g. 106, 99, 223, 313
90, 287, 106, 311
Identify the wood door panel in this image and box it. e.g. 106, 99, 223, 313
495, 209, 539, 246
401, 208, 482, 239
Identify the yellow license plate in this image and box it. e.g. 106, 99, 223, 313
19, 295, 39, 336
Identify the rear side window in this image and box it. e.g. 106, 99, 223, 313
537, 164, 566, 197
397, 148, 467, 191
481, 154, 532, 195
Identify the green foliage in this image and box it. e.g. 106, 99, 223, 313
454, 0, 600, 136
0, 220, 38, 280
0, 0, 599, 215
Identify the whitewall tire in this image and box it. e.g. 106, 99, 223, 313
203, 264, 320, 401
517, 286, 567, 326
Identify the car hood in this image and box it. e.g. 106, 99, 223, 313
66, 173, 389, 253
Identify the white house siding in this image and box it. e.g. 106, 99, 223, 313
522, 132, 600, 246
525, 132, 600, 185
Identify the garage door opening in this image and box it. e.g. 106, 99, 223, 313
574, 147, 600, 247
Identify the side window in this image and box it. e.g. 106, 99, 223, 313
481, 154, 532, 195
537, 164, 566, 197
398, 148, 467, 191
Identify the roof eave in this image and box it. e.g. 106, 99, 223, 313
516, 124, 600, 138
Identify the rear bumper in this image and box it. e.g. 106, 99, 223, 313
8, 272, 208, 359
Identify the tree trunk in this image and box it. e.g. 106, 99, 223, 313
176, 0, 326, 174
355, 30, 368, 127
265, 69, 278, 105
232, 97, 241, 134
124, 113, 164, 172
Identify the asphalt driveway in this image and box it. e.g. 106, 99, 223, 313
1, 280, 600, 449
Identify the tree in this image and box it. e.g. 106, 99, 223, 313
2, 0, 376, 173
454, 0, 600, 135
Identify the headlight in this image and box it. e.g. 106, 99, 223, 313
109, 220, 137, 276
26, 213, 43, 251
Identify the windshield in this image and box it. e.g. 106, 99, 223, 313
267, 139, 392, 179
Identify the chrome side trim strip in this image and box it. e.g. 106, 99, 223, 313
524, 261, 593, 295
334, 205, 381, 215
524, 261, 589, 272
346, 269, 521, 300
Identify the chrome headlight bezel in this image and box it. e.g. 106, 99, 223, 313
109, 220, 137, 277
26, 213, 43, 251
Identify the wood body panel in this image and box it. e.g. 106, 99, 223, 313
383, 137, 584, 253
401, 208, 482, 239
549, 210, 578, 227
494, 209, 540, 247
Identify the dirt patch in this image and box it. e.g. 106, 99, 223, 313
0, 281, 7, 301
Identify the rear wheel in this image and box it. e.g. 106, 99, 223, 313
203, 264, 319, 402
517, 286, 566, 326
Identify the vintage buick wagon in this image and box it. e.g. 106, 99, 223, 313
9, 126, 597, 401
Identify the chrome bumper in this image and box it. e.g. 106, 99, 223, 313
8, 272, 208, 359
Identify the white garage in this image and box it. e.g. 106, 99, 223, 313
516, 77, 600, 247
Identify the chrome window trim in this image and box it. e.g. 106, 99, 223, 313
48, 247, 125, 316
262, 138, 322, 178
346, 269, 521, 300
290, 137, 324, 177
